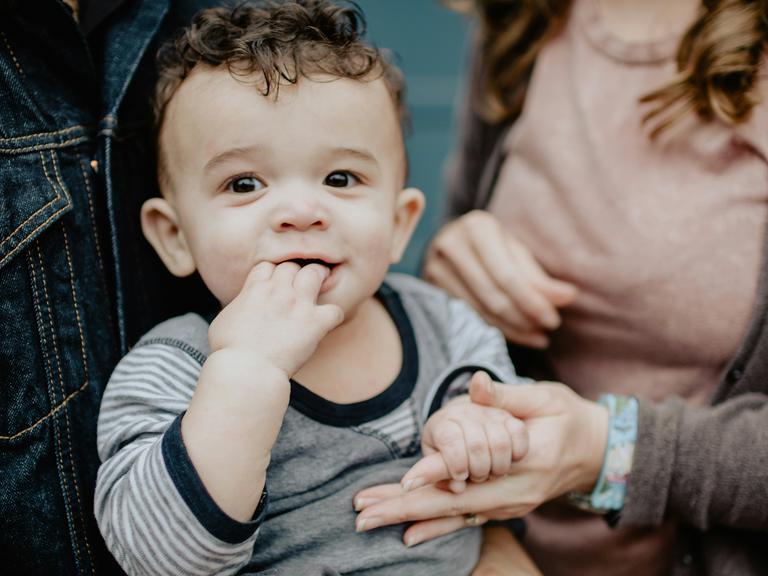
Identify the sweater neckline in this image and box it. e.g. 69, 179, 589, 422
577, 0, 682, 64
288, 282, 419, 427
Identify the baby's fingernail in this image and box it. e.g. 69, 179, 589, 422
353, 497, 379, 511
356, 516, 382, 532
484, 374, 494, 394
402, 478, 425, 492
451, 470, 469, 482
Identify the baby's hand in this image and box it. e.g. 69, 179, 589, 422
208, 261, 344, 376
402, 376, 529, 493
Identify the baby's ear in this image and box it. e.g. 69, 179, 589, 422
140, 197, 196, 277
390, 187, 425, 264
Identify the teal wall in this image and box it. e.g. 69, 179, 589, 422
355, 1, 470, 274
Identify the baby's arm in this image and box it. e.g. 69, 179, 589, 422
95, 262, 342, 576
182, 262, 342, 521
404, 372, 529, 493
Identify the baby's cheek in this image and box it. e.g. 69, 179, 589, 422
196, 255, 248, 307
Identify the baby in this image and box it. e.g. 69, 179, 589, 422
95, 2, 525, 574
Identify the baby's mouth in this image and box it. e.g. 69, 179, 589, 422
284, 258, 339, 271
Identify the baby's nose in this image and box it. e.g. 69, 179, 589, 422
271, 199, 329, 232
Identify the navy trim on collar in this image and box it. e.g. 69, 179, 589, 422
288, 282, 419, 427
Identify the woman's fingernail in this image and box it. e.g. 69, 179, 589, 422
402, 478, 425, 492
405, 534, 422, 547
353, 497, 379, 511
540, 311, 559, 328
356, 516, 382, 532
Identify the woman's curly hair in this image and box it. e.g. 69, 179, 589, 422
154, 0, 406, 132
449, 0, 768, 137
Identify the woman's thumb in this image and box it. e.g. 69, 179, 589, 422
469, 372, 549, 419
468, 371, 498, 407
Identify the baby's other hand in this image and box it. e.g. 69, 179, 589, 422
403, 374, 529, 493
208, 261, 344, 376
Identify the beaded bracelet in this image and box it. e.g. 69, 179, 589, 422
568, 394, 638, 516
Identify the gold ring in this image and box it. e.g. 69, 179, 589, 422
464, 513, 481, 527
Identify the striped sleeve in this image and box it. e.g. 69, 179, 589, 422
442, 297, 525, 401
95, 343, 263, 576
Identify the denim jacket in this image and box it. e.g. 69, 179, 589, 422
0, 1, 213, 573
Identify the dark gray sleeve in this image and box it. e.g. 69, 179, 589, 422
620, 394, 768, 530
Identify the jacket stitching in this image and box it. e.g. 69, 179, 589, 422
0, 125, 85, 146
25, 245, 56, 425
0, 205, 69, 269
60, 220, 96, 573
35, 240, 84, 571
0, 30, 25, 78
76, 157, 106, 280
0, 135, 89, 154
77, 156, 116, 349
24, 242, 83, 571
0, 151, 63, 253
0, 379, 89, 441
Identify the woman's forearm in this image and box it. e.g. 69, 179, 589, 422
622, 394, 768, 530
472, 525, 542, 576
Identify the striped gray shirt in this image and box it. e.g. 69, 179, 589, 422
95, 273, 519, 575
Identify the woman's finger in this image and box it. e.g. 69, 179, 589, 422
505, 415, 530, 461
423, 254, 473, 303
469, 377, 557, 419
353, 483, 402, 512
513, 243, 578, 307
466, 221, 562, 330
355, 480, 515, 531
402, 514, 487, 548
423, 254, 494, 320
356, 485, 468, 531
436, 226, 541, 332
427, 249, 549, 347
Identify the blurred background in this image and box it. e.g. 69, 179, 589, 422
355, 0, 471, 274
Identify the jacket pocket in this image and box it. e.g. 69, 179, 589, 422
0, 147, 77, 439
0, 149, 72, 270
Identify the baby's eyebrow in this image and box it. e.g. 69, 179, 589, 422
327, 146, 378, 165
204, 145, 266, 173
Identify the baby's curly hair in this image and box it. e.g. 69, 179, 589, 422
154, 0, 406, 183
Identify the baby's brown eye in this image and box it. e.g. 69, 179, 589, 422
229, 176, 264, 193
325, 171, 358, 188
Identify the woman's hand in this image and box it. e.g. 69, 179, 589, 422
354, 373, 609, 546
408, 380, 529, 493
424, 210, 577, 348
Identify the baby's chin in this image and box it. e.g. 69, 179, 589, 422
328, 288, 386, 322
